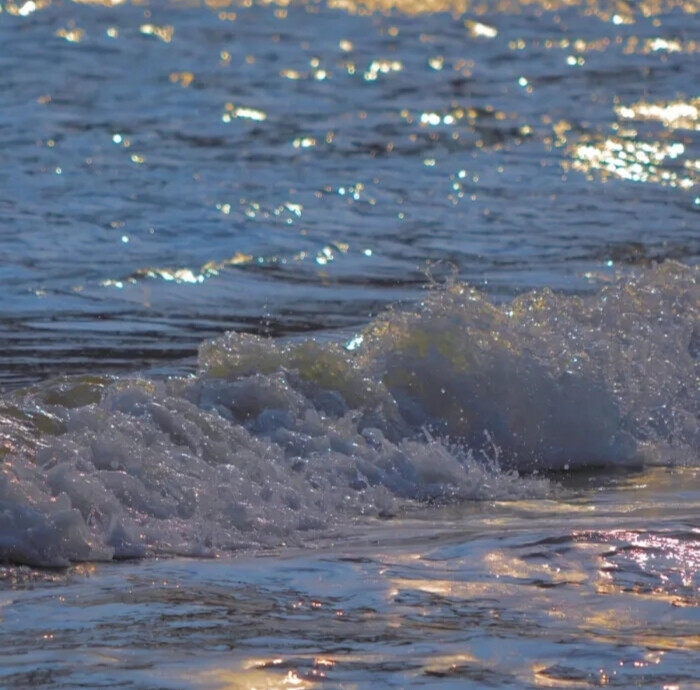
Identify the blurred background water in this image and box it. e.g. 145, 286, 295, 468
0, 0, 697, 385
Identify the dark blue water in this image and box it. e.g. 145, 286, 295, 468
0, 0, 697, 384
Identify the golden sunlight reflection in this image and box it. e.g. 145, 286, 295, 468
3, 0, 48, 15
281, 69, 303, 80
567, 138, 694, 189
632, 37, 699, 54
170, 71, 195, 87
532, 663, 592, 688
99, 236, 357, 288
484, 551, 587, 584
403, 104, 494, 128
293, 136, 316, 148
465, 19, 497, 38
364, 59, 402, 81
588, 529, 699, 587
565, 96, 698, 187
324, 0, 697, 18
222, 103, 267, 122
194, 666, 313, 689
578, 607, 700, 652
139, 24, 174, 43
101, 252, 253, 288
423, 653, 482, 677
2, 0, 697, 19
72, 0, 125, 5
189, 655, 343, 689
55, 27, 84, 42
389, 576, 518, 599
615, 98, 699, 131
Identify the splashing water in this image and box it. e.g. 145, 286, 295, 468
0, 262, 696, 567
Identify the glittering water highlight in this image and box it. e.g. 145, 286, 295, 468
0, 0, 697, 383
1, 262, 697, 566
0, 0, 698, 686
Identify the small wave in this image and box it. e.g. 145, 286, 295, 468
1, 261, 697, 566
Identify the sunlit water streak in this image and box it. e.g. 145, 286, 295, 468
0, 0, 698, 686
0, 468, 698, 688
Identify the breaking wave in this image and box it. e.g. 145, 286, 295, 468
1, 261, 697, 566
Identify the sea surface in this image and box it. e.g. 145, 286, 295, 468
0, 0, 698, 687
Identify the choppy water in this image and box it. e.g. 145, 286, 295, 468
1, 0, 698, 382
1, 472, 699, 688
0, 0, 698, 686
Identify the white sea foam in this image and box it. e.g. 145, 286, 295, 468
1, 262, 697, 566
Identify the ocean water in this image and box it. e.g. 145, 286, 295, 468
0, 0, 699, 687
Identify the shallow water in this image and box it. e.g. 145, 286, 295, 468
0, 0, 698, 686
1, 468, 699, 689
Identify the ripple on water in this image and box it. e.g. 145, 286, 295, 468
0, 0, 697, 381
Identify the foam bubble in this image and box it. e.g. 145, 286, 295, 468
359, 261, 698, 470
1, 262, 697, 566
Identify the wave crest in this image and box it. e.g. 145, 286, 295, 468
1, 262, 697, 565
